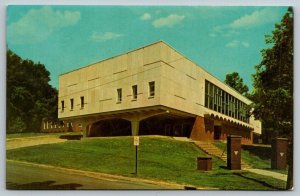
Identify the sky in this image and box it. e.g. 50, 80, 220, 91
6, 6, 288, 91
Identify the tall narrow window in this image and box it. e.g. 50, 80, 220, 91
70, 98, 74, 110
149, 81, 155, 97
80, 96, 84, 109
205, 81, 209, 107
209, 82, 213, 109
61, 100, 64, 112
117, 88, 122, 103
132, 85, 138, 100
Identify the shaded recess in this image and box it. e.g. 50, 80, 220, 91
88, 115, 195, 137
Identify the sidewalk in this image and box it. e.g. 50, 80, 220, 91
6, 136, 67, 150
245, 169, 287, 181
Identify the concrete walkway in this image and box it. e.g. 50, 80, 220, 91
6, 136, 67, 150
172, 137, 191, 142
245, 169, 287, 181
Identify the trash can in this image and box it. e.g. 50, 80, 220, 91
197, 157, 212, 171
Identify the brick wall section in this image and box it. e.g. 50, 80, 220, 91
227, 135, 242, 170
190, 116, 214, 141
190, 116, 253, 144
271, 138, 288, 170
221, 123, 253, 145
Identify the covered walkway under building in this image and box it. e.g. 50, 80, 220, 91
62, 106, 254, 144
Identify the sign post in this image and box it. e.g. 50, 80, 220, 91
133, 136, 139, 175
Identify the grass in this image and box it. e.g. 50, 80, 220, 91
214, 141, 269, 168
214, 141, 288, 175
6, 136, 286, 190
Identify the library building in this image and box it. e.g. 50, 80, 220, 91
57, 41, 261, 144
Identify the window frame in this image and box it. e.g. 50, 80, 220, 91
70, 98, 74, 111
80, 96, 84, 109
148, 81, 155, 98
117, 88, 122, 103
132, 85, 138, 100
61, 100, 65, 112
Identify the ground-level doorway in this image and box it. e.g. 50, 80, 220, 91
214, 126, 222, 140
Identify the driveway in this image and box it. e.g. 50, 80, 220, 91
6, 160, 180, 190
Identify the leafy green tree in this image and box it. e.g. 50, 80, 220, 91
251, 7, 293, 189
225, 72, 249, 96
7, 50, 58, 133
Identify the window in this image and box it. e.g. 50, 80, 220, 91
205, 81, 209, 107
80, 96, 84, 109
209, 82, 213, 109
213, 86, 217, 110
70, 99, 74, 110
204, 80, 249, 123
61, 100, 64, 112
132, 85, 138, 100
149, 81, 155, 97
117, 88, 122, 103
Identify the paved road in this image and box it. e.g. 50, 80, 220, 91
6, 161, 175, 190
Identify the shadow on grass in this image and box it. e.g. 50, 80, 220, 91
233, 173, 285, 190
7, 180, 82, 190
219, 166, 228, 170
59, 135, 83, 140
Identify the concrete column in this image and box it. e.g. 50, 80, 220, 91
82, 122, 88, 138
131, 120, 140, 136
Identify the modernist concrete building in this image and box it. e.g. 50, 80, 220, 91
58, 41, 261, 144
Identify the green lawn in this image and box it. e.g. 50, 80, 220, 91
214, 141, 270, 168
6, 136, 286, 190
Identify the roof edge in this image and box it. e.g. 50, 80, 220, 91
59, 40, 164, 76
59, 40, 253, 103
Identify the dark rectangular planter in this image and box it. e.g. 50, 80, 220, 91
197, 157, 212, 171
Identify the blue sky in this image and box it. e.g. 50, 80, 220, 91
6, 6, 288, 90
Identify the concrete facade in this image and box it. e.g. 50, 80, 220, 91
58, 41, 261, 144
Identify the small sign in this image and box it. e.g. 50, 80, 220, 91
134, 136, 139, 146
234, 151, 239, 155
280, 152, 284, 157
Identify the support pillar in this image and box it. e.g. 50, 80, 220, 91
131, 120, 140, 136
81, 122, 90, 138
227, 135, 241, 170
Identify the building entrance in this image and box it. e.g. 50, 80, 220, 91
214, 126, 221, 140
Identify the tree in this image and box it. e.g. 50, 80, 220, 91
225, 72, 249, 96
251, 7, 293, 190
7, 50, 58, 133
